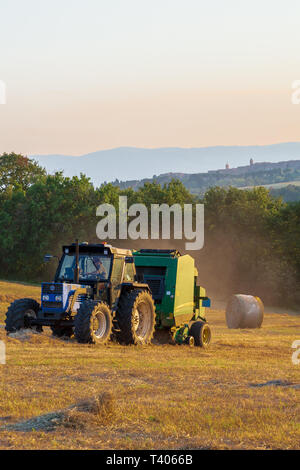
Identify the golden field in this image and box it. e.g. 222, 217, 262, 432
0, 280, 299, 450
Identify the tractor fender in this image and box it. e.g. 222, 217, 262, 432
120, 282, 151, 292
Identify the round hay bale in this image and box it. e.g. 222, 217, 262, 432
226, 295, 264, 329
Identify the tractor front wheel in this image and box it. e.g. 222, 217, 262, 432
116, 290, 156, 345
74, 300, 112, 344
51, 325, 74, 338
5, 298, 41, 333
190, 321, 211, 348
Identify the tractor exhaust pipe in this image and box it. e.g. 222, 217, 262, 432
75, 239, 80, 284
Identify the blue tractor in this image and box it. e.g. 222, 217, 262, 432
5, 241, 156, 344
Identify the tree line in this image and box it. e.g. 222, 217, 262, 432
0, 153, 299, 307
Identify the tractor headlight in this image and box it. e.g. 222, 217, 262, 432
42, 295, 50, 301
55, 295, 62, 302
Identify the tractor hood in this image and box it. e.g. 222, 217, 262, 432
41, 282, 87, 315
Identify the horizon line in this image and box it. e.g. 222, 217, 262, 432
29, 141, 300, 158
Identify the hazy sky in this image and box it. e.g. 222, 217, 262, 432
0, 0, 299, 155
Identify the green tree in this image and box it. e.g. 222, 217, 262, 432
0, 153, 46, 192
0, 172, 96, 279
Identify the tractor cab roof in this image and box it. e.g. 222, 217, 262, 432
63, 243, 132, 257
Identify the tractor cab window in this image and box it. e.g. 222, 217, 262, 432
124, 261, 135, 281
57, 254, 112, 282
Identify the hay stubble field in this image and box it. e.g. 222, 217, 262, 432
0, 281, 299, 450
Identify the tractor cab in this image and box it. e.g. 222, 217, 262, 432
40, 242, 137, 322
55, 242, 114, 286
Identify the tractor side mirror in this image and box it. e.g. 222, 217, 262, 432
44, 254, 54, 263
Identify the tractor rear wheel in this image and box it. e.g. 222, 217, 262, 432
5, 298, 41, 333
51, 325, 74, 338
74, 300, 112, 344
116, 290, 156, 345
190, 321, 211, 348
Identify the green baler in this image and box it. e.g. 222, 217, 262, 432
133, 249, 211, 347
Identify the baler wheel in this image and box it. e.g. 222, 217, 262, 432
5, 298, 41, 333
116, 290, 156, 345
190, 321, 211, 348
74, 300, 112, 344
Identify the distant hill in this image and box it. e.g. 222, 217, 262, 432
31, 142, 300, 187
113, 159, 300, 197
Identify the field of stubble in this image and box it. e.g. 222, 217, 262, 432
0, 280, 299, 450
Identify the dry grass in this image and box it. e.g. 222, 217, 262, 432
1, 391, 117, 433
0, 281, 299, 449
